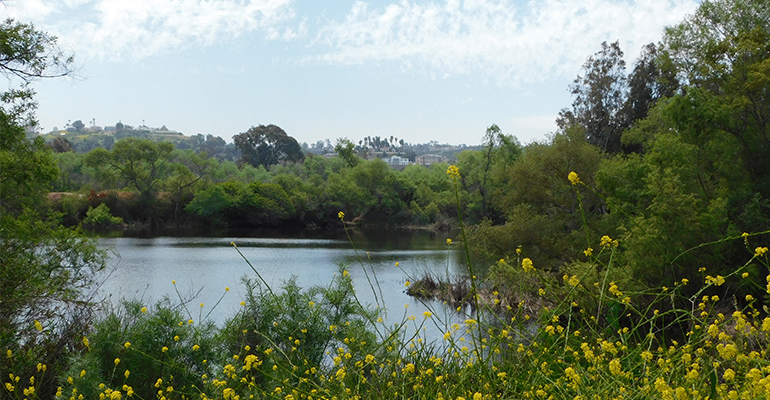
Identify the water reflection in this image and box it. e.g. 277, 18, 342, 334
96, 229, 472, 342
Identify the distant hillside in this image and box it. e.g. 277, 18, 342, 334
40, 128, 239, 161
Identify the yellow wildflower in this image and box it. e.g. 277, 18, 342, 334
338, 211, 345, 220
583, 247, 593, 257
600, 235, 613, 247
521, 258, 534, 272
447, 165, 460, 179
754, 247, 768, 257
568, 171, 580, 185
723, 368, 735, 381
446, 238, 452, 245
609, 358, 622, 376
402, 363, 415, 374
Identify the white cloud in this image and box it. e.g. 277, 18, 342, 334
2, 0, 58, 20
310, 0, 699, 86
4, 0, 298, 60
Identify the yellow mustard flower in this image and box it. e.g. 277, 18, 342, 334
521, 258, 534, 272
568, 171, 580, 185
447, 165, 460, 179
723, 368, 736, 381
338, 211, 345, 220
754, 247, 768, 257
600, 235, 613, 247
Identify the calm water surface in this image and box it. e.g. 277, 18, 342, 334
97, 228, 470, 338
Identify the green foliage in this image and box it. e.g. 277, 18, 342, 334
83, 203, 123, 229
663, 0, 770, 205
1, 18, 106, 397
185, 180, 296, 226
472, 127, 602, 268
557, 41, 628, 153
233, 124, 304, 171
0, 110, 57, 214
51, 151, 95, 192
63, 300, 218, 400
84, 138, 174, 200
334, 138, 360, 168
219, 269, 378, 391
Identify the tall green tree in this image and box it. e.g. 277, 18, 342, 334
624, 43, 680, 128
165, 149, 216, 220
472, 126, 603, 269
84, 138, 174, 202
1, 17, 103, 399
663, 0, 770, 202
334, 138, 360, 168
233, 124, 304, 171
557, 41, 628, 153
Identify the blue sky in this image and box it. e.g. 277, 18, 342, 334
4, 0, 699, 146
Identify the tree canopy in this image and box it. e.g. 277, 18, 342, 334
1, 17, 103, 398
233, 124, 304, 170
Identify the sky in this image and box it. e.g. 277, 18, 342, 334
3, 0, 700, 146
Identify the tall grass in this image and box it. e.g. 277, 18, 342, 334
4, 169, 770, 400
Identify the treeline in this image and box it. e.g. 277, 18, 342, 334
47, 134, 518, 230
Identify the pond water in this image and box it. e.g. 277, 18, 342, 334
96, 228, 471, 340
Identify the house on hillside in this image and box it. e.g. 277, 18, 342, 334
415, 154, 447, 166
386, 155, 409, 166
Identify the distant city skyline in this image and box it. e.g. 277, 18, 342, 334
5, 0, 699, 146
